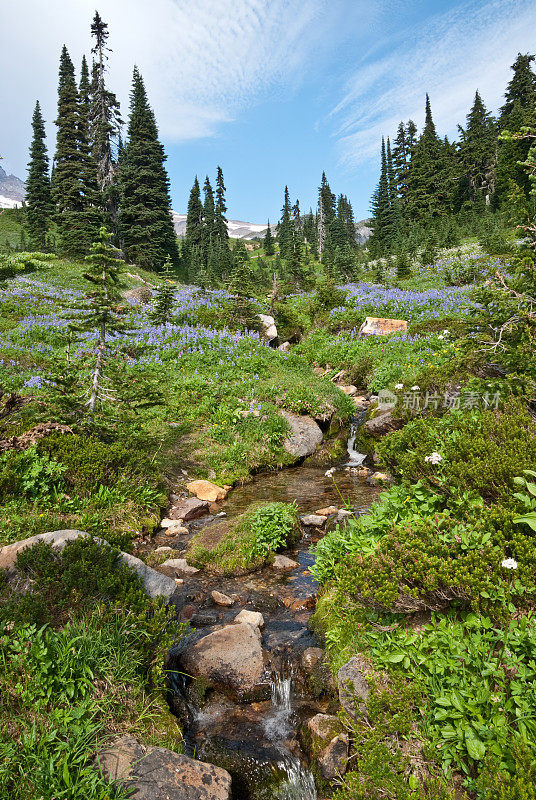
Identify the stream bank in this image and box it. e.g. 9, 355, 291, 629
149, 434, 382, 799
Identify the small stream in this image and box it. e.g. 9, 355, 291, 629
160, 419, 379, 799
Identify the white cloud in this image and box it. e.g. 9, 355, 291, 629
331, 0, 536, 168
0, 0, 335, 176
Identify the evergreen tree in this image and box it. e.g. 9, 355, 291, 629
118, 67, 178, 270
214, 166, 231, 278
26, 101, 52, 250
150, 257, 176, 324
395, 249, 411, 280
89, 11, 122, 220
78, 55, 102, 244
202, 175, 215, 267
278, 186, 293, 260
457, 91, 497, 206
80, 227, 126, 413
185, 176, 204, 249
263, 220, 275, 255
406, 95, 453, 220
369, 138, 391, 254
496, 53, 536, 204
53, 46, 94, 256
318, 172, 336, 256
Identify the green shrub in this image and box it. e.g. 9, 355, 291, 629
378, 403, 536, 504
0, 537, 150, 626
38, 433, 153, 494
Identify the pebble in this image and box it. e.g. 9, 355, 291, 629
314, 506, 339, 517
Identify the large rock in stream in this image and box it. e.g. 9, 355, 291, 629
177, 622, 267, 701
96, 735, 232, 800
281, 410, 323, 459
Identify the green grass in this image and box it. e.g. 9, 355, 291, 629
187, 500, 298, 575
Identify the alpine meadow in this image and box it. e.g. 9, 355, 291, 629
3, 3, 536, 800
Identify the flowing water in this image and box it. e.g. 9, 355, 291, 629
162, 422, 379, 799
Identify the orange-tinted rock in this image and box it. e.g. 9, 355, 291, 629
358, 316, 408, 336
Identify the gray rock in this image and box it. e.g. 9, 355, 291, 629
318, 734, 349, 780
364, 410, 403, 437
95, 734, 232, 799
160, 558, 200, 576
169, 497, 210, 521
123, 286, 153, 304
300, 514, 327, 528
178, 623, 266, 701
257, 313, 278, 341
234, 609, 264, 628
0, 530, 178, 601
280, 410, 323, 459
337, 655, 370, 719
272, 554, 299, 571
278, 341, 291, 353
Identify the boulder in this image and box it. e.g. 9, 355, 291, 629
160, 558, 200, 577
211, 590, 234, 607
155, 546, 173, 553
278, 341, 291, 353
358, 316, 408, 336
281, 410, 323, 459
337, 655, 370, 720
257, 313, 278, 341
305, 714, 345, 755
364, 410, 402, 437
165, 524, 189, 537
95, 735, 232, 800
234, 609, 264, 628
339, 385, 358, 396
123, 286, 153, 304
318, 734, 349, 780
300, 514, 327, 528
179, 623, 266, 701
0, 530, 178, 601
187, 480, 228, 503
169, 497, 210, 521
272, 555, 298, 571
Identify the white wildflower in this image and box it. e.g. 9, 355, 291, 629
501, 558, 518, 570
437, 335, 444, 340
395, 383, 404, 390
424, 452, 443, 465
325, 468, 336, 477
410, 385, 420, 391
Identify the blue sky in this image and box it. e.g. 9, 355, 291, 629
1, 0, 536, 222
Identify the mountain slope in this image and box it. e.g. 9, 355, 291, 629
0, 166, 26, 208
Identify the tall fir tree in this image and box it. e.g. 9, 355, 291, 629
496, 53, 536, 205
263, 220, 275, 255
53, 46, 95, 256
78, 56, 102, 244
406, 95, 453, 220
214, 165, 231, 279
202, 175, 216, 271
89, 11, 122, 222
278, 186, 293, 260
26, 101, 52, 250
318, 172, 336, 256
118, 67, 178, 270
457, 90, 497, 206
369, 138, 391, 254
